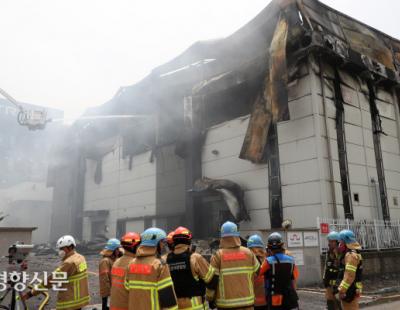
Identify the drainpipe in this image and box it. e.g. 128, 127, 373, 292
318, 57, 337, 218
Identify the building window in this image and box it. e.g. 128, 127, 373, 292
353, 193, 359, 203
394, 197, 399, 207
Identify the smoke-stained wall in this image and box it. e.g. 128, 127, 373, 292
155, 144, 185, 217
83, 138, 156, 240
307, 59, 400, 222
201, 116, 269, 231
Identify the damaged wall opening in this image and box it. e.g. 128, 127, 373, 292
333, 69, 354, 219
267, 123, 283, 228
367, 81, 390, 221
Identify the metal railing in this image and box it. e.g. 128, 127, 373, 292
317, 217, 400, 253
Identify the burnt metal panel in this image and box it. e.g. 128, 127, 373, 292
240, 12, 290, 164
333, 69, 353, 219
367, 81, 390, 221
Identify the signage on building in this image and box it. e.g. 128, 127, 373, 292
320, 223, 329, 234
304, 231, 319, 247
287, 231, 303, 247
290, 249, 304, 266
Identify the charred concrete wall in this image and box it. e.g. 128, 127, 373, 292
312, 59, 400, 221
79, 55, 400, 240
201, 116, 269, 232
155, 144, 185, 218
279, 65, 324, 227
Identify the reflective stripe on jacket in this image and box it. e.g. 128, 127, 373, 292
110, 252, 135, 310
33, 250, 90, 310
338, 246, 363, 299
99, 252, 116, 298
208, 237, 259, 309
125, 246, 178, 310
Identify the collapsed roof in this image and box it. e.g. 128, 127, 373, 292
81, 0, 400, 163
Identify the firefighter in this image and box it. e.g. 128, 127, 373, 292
323, 231, 342, 310
162, 231, 176, 261
207, 221, 259, 310
167, 231, 175, 252
260, 232, 299, 310
125, 227, 178, 310
167, 226, 218, 309
337, 230, 363, 310
99, 238, 122, 310
247, 234, 267, 310
22, 235, 90, 310
110, 232, 141, 310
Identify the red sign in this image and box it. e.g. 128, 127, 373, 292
320, 223, 330, 234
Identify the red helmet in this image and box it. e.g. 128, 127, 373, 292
173, 226, 192, 241
121, 232, 141, 248
166, 231, 175, 245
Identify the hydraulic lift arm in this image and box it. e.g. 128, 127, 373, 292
0, 87, 49, 130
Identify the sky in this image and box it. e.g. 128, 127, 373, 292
0, 0, 399, 120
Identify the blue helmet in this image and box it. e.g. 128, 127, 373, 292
105, 238, 121, 251
247, 234, 265, 248
221, 221, 240, 238
140, 228, 167, 247
339, 229, 357, 244
327, 231, 340, 241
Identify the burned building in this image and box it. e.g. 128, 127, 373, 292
50, 0, 400, 244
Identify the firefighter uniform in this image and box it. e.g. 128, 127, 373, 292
167, 243, 216, 309
261, 232, 299, 310
261, 252, 299, 310
125, 227, 178, 310
338, 245, 363, 310
323, 249, 341, 309
99, 251, 116, 299
110, 251, 135, 310
207, 222, 259, 310
32, 250, 90, 310
247, 235, 267, 310
99, 238, 121, 310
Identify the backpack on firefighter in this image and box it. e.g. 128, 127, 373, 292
166, 226, 217, 310
261, 232, 299, 310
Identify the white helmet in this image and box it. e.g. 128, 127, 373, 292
56, 235, 76, 250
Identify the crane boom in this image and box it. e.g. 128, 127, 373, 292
0, 87, 24, 111
0, 87, 49, 130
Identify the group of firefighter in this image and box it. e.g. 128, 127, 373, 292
21, 222, 363, 310
323, 229, 363, 310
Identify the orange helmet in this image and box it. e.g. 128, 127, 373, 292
166, 231, 175, 245
121, 232, 141, 248
173, 226, 192, 244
